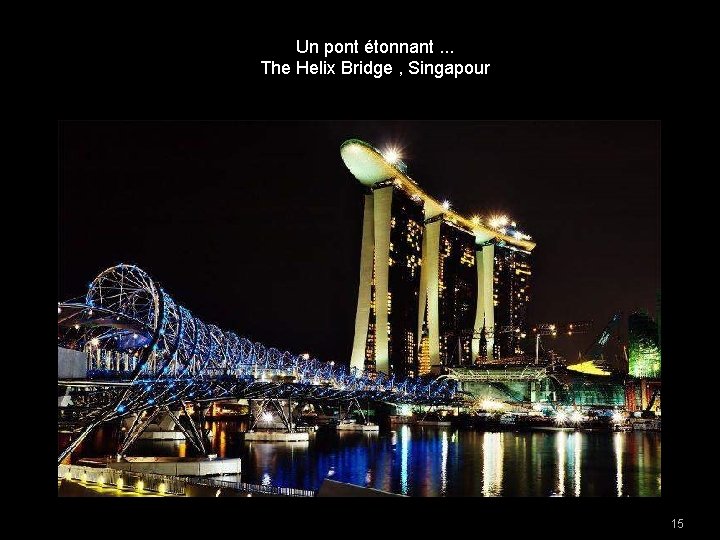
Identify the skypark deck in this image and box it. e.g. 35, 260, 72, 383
340, 138, 536, 250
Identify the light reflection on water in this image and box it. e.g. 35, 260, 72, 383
440, 430, 448, 496
482, 432, 503, 496
72, 422, 661, 497
400, 425, 409, 495
615, 432, 623, 497
573, 431, 582, 497
556, 430, 566, 496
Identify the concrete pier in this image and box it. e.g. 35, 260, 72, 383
416, 420, 451, 427
336, 423, 380, 432
101, 456, 241, 476
138, 430, 186, 440
241, 431, 309, 442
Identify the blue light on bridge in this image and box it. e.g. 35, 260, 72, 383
62, 263, 460, 441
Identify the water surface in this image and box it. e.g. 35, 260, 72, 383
73, 421, 661, 496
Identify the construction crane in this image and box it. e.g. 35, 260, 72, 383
444, 320, 592, 367
443, 325, 518, 367
532, 320, 593, 365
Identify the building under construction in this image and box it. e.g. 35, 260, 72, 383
448, 311, 660, 412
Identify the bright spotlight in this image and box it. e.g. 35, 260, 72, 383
570, 411, 583, 423
471, 215, 481, 226
481, 399, 504, 411
555, 411, 567, 424
490, 215, 510, 229
383, 147, 401, 164
612, 411, 624, 424
442, 200, 451, 210
261, 412, 274, 423
90, 338, 99, 346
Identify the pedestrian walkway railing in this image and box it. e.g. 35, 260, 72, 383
59, 463, 314, 497
185, 476, 315, 497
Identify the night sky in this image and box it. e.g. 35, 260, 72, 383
58, 121, 659, 363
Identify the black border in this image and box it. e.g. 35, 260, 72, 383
47, 32, 693, 532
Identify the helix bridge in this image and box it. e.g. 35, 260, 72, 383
57, 264, 460, 463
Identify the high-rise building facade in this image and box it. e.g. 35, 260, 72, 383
350, 181, 424, 377
491, 242, 532, 359
435, 220, 477, 366
628, 311, 661, 378
342, 139, 536, 376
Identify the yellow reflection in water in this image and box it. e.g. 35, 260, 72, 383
219, 429, 226, 457
556, 430, 566, 496
573, 431, 582, 497
614, 432, 623, 497
482, 432, 503, 497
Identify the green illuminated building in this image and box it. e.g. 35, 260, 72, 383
628, 311, 661, 378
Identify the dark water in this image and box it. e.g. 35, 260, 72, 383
73, 422, 661, 497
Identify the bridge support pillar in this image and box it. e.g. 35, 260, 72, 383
117, 407, 161, 456
58, 419, 102, 465
249, 399, 296, 433
338, 398, 370, 425
115, 403, 211, 457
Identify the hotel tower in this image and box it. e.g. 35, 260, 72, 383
341, 139, 537, 377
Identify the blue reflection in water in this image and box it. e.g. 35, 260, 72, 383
400, 425, 409, 494
440, 430, 448, 496
80, 421, 661, 497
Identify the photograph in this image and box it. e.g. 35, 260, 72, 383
58, 120, 660, 499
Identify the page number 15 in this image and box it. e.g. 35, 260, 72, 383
672, 519, 684, 529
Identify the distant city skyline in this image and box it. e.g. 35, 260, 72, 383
58, 121, 659, 363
